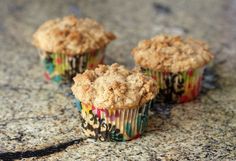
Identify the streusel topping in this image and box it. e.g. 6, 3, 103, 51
72, 63, 158, 109
33, 16, 116, 55
132, 35, 213, 73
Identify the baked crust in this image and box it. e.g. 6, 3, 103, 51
32, 16, 116, 55
131, 35, 214, 73
71, 63, 158, 109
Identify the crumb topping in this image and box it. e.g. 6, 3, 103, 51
71, 63, 158, 109
132, 35, 214, 73
33, 16, 116, 55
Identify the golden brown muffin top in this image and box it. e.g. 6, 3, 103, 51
131, 35, 214, 73
71, 63, 158, 109
32, 16, 116, 55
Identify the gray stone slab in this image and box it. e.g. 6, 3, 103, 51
0, 0, 235, 160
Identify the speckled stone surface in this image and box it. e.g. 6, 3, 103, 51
0, 0, 236, 160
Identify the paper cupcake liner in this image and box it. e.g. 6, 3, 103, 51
141, 67, 204, 103
74, 100, 151, 142
38, 48, 105, 83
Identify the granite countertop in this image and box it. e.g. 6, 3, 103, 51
0, 0, 235, 160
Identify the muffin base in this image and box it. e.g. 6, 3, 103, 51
141, 67, 204, 103
38, 49, 105, 83
75, 100, 151, 142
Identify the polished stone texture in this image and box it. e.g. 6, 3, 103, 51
0, 0, 235, 160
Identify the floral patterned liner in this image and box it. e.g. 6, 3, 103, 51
75, 100, 151, 142
141, 67, 204, 103
38, 48, 105, 83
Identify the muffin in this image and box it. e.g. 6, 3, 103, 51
71, 63, 158, 141
32, 16, 116, 83
131, 35, 214, 103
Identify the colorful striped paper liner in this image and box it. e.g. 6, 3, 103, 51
75, 100, 151, 142
141, 67, 204, 103
38, 48, 105, 84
